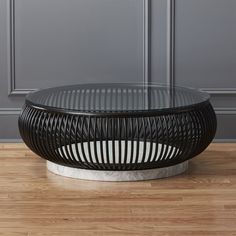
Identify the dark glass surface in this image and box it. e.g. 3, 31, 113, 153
26, 83, 210, 113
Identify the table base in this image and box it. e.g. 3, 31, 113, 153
47, 161, 188, 181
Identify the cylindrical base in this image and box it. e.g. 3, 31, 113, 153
47, 161, 188, 181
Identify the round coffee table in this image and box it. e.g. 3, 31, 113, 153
18, 83, 217, 181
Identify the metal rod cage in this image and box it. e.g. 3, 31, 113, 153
19, 85, 217, 171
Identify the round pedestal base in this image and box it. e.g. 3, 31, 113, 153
47, 161, 188, 181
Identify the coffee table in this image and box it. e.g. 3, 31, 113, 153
18, 83, 217, 181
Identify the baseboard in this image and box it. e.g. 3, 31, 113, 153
0, 139, 23, 143
213, 139, 236, 143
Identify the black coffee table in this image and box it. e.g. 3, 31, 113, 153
18, 83, 217, 181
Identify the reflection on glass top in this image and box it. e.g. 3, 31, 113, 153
26, 83, 210, 112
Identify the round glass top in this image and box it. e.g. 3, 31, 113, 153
26, 83, 210, 114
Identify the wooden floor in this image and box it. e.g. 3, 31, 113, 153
0, 143, 236, 236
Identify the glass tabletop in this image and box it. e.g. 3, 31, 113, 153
26, 83, 210, 113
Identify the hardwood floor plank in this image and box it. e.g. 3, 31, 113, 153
0, 143, 235, 235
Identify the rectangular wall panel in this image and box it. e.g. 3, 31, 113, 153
12, 0, 145, 92
174, 0, 236, 139
0, 0, 150, 139
175, 0, 236, 90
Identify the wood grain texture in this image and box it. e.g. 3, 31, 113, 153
0, 143, 235, 236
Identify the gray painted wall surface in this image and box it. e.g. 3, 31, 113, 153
0, 0, 235, 141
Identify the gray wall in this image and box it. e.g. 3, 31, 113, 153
0, 0, 235, 141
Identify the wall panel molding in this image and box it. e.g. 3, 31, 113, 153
202, 88, 236, 95
0, 108, 21, 115
7, 0, 35, 95
167, 0, 236, 115
8, 0, 151, 95
166, 0, 175, 88
143, 0, 151, 83
215, 108, 236, 115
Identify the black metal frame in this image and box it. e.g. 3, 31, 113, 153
18, 84, 217, 171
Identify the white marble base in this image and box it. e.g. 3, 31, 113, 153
47, 161, 188, 182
